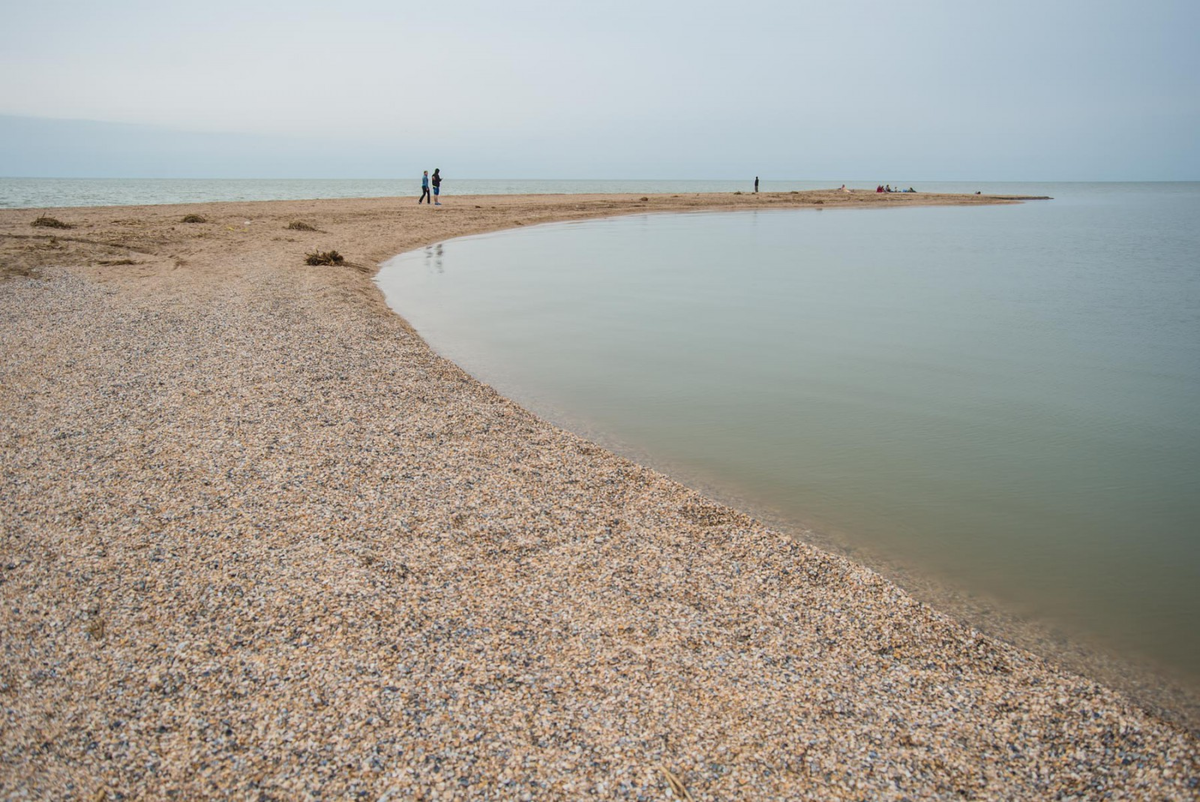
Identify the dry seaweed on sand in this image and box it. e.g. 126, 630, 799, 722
0, 262, 38, 279
658, 766, 696, 801
31, 215, 72, 229
304, 249, 344, 266
180, 214, 207, 224
287, 220, 318, 231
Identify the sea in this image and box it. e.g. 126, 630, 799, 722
7, 177, 1199, 720
4, 177, 1002, 209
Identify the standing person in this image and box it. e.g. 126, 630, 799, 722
418, 170, 430, 204
754, 176, 760, 193
432, 168, 442, 206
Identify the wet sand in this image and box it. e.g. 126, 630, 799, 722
2, 191, 1196, 799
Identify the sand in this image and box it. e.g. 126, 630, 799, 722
2, 191, 1196, 799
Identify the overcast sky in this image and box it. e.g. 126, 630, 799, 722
1, 0, 1197, 179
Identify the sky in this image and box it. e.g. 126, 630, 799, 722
1, 0, 1197, 180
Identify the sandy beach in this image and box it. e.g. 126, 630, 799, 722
2, 190, 1196, 799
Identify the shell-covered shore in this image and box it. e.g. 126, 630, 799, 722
2, 192, 1196, 799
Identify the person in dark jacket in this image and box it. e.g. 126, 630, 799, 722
432, 169, 442, 206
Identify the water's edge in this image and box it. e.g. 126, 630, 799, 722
374, 210, 1200, 736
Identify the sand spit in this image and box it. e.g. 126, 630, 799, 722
1, 191, 1195, 799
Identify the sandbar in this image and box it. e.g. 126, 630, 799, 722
2, 191, 1195, 799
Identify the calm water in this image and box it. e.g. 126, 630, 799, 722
377, 183, 1200, 682
0, 177, 767, 208
3, 176, 1023, 209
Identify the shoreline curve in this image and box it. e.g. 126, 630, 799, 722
2, 191, 1196, 799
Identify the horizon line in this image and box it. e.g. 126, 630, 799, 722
3, 176, 1197, 183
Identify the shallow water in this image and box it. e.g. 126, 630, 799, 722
378, 184, 1200, 684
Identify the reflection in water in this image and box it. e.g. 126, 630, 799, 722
424, 243, 445, 273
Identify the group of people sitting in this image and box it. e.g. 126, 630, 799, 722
876, 184, 917, 193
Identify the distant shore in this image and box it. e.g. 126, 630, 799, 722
2, 191, 1195, 799
0, 178, 1059, 211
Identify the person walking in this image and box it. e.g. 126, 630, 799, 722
418, 170, 431, 204
432, 168, 442, 206
754, 176, 760, 193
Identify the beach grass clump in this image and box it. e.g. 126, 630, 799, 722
31, 215, 72, 229
287, 220, 318, 231
304, 249, 344, 266
180, 214, 207, 224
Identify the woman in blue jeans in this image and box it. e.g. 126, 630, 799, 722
418, 171, 430, 204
